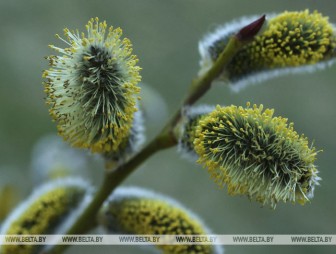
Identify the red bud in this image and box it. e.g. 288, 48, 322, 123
236, 15, 266, 41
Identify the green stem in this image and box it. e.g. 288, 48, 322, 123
44, 36, 243, 254
69, 132, 175, 234
162, 37, 242, 139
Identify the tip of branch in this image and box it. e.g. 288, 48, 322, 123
236, 15, 266, 42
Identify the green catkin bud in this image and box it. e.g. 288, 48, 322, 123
178, 105, 215, 160
43, 17, 142, 154
0, 178, 93, 254
199, 10, 336, 91
193, 103, 320, 208
98, 187, 223, 254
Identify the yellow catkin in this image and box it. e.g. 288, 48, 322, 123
193, 103, 319, 208
204, 10, 336, 83
99, 188, 222, 254
0, 179, 89, 254
43, 18, 141, 154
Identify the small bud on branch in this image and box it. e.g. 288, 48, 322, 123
236, 14, 266, 41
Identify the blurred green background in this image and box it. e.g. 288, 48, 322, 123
0, 0, 336, 253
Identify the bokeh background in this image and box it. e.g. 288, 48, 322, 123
0, 0, 336, 253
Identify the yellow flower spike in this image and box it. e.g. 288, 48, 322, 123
98, 187, 223, 254
199, 10, 336, 91
193, 103, 320, 208
0, 178, 93, 254
43, 18, 143, 157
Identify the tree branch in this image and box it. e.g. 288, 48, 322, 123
44, 35, 245, 254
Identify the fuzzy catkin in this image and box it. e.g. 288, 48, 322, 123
43, 18, 141, 154
0, 178, 92, 254
194, 103, 320, 208
199, 10, 336, 90
99, 187, 223, 254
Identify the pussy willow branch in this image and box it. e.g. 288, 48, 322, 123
44, 36, 244, 254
